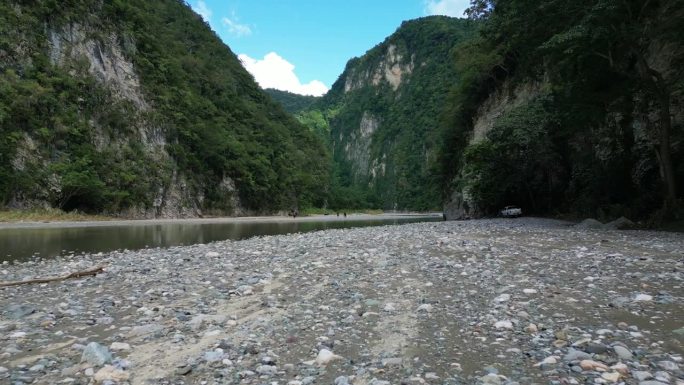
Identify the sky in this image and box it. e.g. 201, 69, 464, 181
189, 0, 470, 96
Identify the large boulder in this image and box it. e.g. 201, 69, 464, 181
603, 216, 635, 230
575, 218, 604, 229
443, 190, 474, 220
81, 342, 112, 367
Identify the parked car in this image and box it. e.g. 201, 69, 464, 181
500, 206, 522, 218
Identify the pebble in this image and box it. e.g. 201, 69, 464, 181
109, 342, 131, 351
494, 320, 513, 330
81, 342, 112, 366
613, 345, 633, 360
0, 218, 681, 385
93, 365, 130, 382
315, 349, 342, 365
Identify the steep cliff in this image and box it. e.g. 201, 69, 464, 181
440, 0, 684, 221
0, 1, 329, 217
304, 17, 475, 210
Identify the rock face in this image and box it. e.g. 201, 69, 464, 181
317, 16, 475, 210
441, 35, 683, 220
8, 21, 206, 217
2, 2, 324, 217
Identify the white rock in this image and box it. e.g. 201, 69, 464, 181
494, 294, 511, 302
633, 293, 653, 302
494, 320, 514, 330
383, 303, 396, 312
315, 349, 342, 365
523, 288, 538, 294
601, 372, 621, 382
109, 342, 131, 351
416, 304, 433, 312
94, 365, 130, 382
535, 356, 558, 366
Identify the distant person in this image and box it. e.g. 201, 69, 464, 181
337, 212, 339, 217
343, 212, 347, 218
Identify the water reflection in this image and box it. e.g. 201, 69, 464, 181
0, 217, 439, 262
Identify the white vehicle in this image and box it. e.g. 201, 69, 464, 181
500, 206, 522, 218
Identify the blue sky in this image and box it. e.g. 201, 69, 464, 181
190, 1, 469, 95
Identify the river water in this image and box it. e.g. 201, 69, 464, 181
0, 214, 441, 262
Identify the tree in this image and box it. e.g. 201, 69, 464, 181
465, 0, 683, 213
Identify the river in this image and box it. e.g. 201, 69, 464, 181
0, 213, 442, 262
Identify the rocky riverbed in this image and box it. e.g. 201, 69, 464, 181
1, 218, 683, 385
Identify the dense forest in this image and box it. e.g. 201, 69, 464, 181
0, 0, 329, 216
264, 89, 319, 115
438, 0, 684, 221
2, 0, 682, 221
296, 17, 476, 210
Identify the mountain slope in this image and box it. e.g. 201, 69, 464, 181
304, 16, 476, 210
439, 0, 684, 221
0, 0, 329, 216
264, 89, 319, 114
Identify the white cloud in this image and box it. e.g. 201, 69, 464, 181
191, 0, 212, 22
221, 15, 252, 37
238, 52, 328, 96
424, 0, 470, 18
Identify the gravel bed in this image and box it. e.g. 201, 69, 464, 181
1, 218, 683, 385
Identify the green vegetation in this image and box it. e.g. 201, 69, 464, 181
299, 208, 383, 216
0, 208, 111, 223
3, 1, 681, 220
265, 89, 319, 114
438, 0, 684, 220
0, 1, 330, 215
300, 17, 476, 211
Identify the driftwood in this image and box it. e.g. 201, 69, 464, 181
0, 265, 105, 287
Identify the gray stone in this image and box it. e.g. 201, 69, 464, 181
381, 357, 403, 367
584, 343, 608, 354
613, 345, 633, 360
81, 342, 113, 366
255, 365, 277, 375
638, 382, 668, 385
369, 380, 391, 385
127, 324, 163, 337
334, 376, 351, 385
603, 216, 635, 230
657, 361, 678, 371
204, 350, 224, 363
576, 218, 604, 229
633, 371, 652, 381
174, 365, 192, 375
6, 304, 36, 319
564, 348, 592, 361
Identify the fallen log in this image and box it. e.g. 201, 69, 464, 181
0, 265, 105, 287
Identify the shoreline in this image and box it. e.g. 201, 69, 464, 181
0, 212, 443, 230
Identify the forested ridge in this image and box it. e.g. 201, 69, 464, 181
296, 17, 477, 210
2, 0, 682, 221
0, 0, 329, 216
438, 0, 684, 221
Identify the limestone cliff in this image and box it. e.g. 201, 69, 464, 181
311, 16, 475, 210
0, 1, 329, 216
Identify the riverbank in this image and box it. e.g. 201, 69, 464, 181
1, 218, 682, 384
0, 210, 439, 229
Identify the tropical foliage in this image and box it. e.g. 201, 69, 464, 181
439, 0, 684, 220
0, 0, 330, 214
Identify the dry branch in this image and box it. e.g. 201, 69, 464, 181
0, 265, 105, 287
